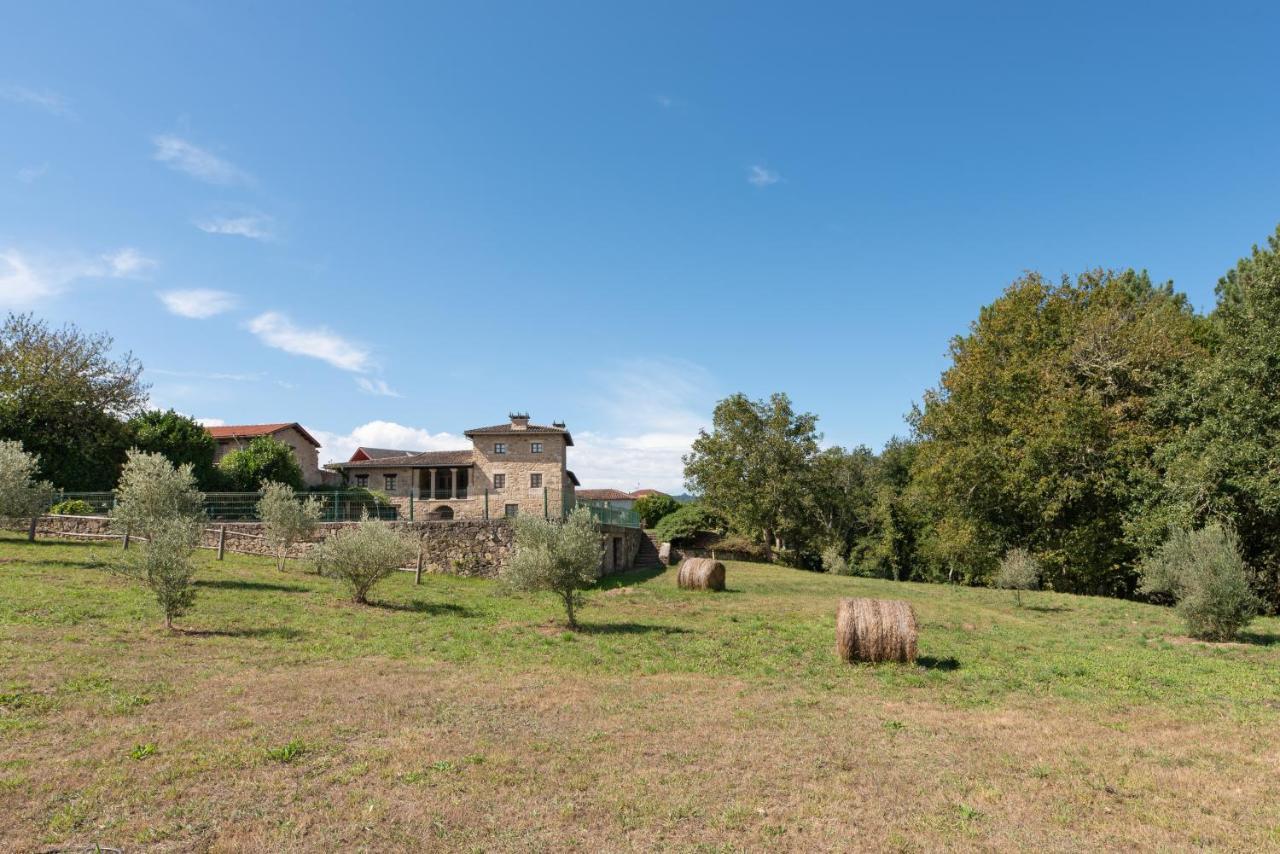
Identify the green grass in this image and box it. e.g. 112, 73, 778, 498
2, 530, 1279, 850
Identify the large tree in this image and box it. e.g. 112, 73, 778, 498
1156, 226, 1280, 607
0, 314, 147, 489
909, 270, 1208, 595
127, 409, 220, 490
683, 393, 820, 562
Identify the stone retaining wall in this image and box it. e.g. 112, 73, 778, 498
28, 515, 638, 578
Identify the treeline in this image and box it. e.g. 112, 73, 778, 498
684, 225, 1280, 609
0, 313, 306, 493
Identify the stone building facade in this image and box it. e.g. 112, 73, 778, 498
326, 414, 580, 521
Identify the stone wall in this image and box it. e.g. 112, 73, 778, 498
29, 515, 639, 578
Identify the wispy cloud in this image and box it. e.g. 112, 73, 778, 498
0, 84, 73, 118
16, 163, 48, 183
310, 421, 466, 465
152, 134, 250, 185
103, 247, 157, 277
747, 164, 780, 187
356, 377, 401, 398
150, 368, 261, 382
0, 246, 156, 309
247, 311, 372, 372
157, 289, 239, 319
195, 213, 274, 241
654, 94, 675, 109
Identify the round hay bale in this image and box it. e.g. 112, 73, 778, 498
835, 597, 918, 663
677, 557, 726, 591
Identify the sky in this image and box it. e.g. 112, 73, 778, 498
3, 2, 1279, 493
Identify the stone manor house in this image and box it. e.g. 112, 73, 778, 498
325, 414, 580, 520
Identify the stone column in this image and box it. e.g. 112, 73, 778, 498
450, 467, 458, 499
429, 468, 437, 500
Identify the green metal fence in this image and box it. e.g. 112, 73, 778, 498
49, 490, 399, 522
578, 503, 641, 528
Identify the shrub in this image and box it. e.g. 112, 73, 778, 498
822, 544, 853, 576
0, 440, 53, 532
634, 493, 681, 528
653, 503, 717, 545
310, 514, 416, 604
218, 436, 304, 491
50, 499, 95, 516
257, 482, 322, 571
995, 548, 1041, 606
109, 450, 205, 629
1139, 524, 1260, 641
501, 506, 602, 629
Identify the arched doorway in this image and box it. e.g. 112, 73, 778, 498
433, 505, 454, 520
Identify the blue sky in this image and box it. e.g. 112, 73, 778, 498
4, 2, 1279, 492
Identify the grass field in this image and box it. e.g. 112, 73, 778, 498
2, 531, 1279, 851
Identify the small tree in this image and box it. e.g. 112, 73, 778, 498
502, 506, 602, 629
995, 547, 1040, 607
109, 450, 205, 629
257, 481, 322, 571
0, 440, 53, 539
1139, 524, 1260, 641
310, 514, 416, 604
634, 493, 681, 528
822, 543, 852, 576
218, 436, 305, 491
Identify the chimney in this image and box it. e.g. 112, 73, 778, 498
509, 412, 530, 430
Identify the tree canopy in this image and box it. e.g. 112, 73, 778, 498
218, 436, 305, 492
127, 409, 220, 490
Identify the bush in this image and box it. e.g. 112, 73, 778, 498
109, 450, 205, 629
310, 514, 417, 604
258, 482, 323, 571
218, 436, 304, 491
501, 506, 601, 629
634, 493, 681, 528
0, 440, 53, 529
822, 544, 853, 575
1139, 524, 1260, 641
654, 503, 717, 545
50, 499, 96, 516
995, 548, 1041, 606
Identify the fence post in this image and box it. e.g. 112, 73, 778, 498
27, 516, 38, 542
415, 541, 423, 585
409, 492, 414, 522
217, 525, 226, 561
544, 487, 548, 520
484, 489, 489, 520
122, 526, 131, 551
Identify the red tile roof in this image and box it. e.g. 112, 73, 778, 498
575, 489, 635, 502
630, 489, 667, 498
334, 449, 476, 468
206, 422, 321, 448
465, 422, 574, 446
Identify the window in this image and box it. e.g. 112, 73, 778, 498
492, 473, 506, 490
531, 441, 543, 454
504, 503, 519, 518
354, 473, 368, 488
384, 474, 397, 492
494, 442, 507, 454
530, 472, 543, 489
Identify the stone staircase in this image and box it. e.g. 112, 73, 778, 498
635, 529, 664, 568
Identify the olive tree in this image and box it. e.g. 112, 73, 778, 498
995, 547, 1041, 607
501, 506, 602, 629
0, 440, 53, 539
257, 481, 322, 571
1139, 524, 1260, 641
310, 514, 416, 604
109, 450, 205, 630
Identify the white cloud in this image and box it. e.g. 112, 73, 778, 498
16, 163, 48, 183
150, 368, 260, 382
311, 421, 467, 466
571, 430, 694, 494
747, 164, 780, 187
356, 377, 401, 398
195, 214, 274, 241
246, 311, 372, 372
102, 247, 157, 277
152, 134, 250, 185
0, 246, 155, 308
0, 84, 73, 117
195, 417, 226, 427
157, 289, 239, 319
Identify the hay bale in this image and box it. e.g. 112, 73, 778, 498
835, 597, 918, 663
677, 557, 725, 591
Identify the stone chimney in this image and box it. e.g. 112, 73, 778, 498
509, 412, 530, 430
